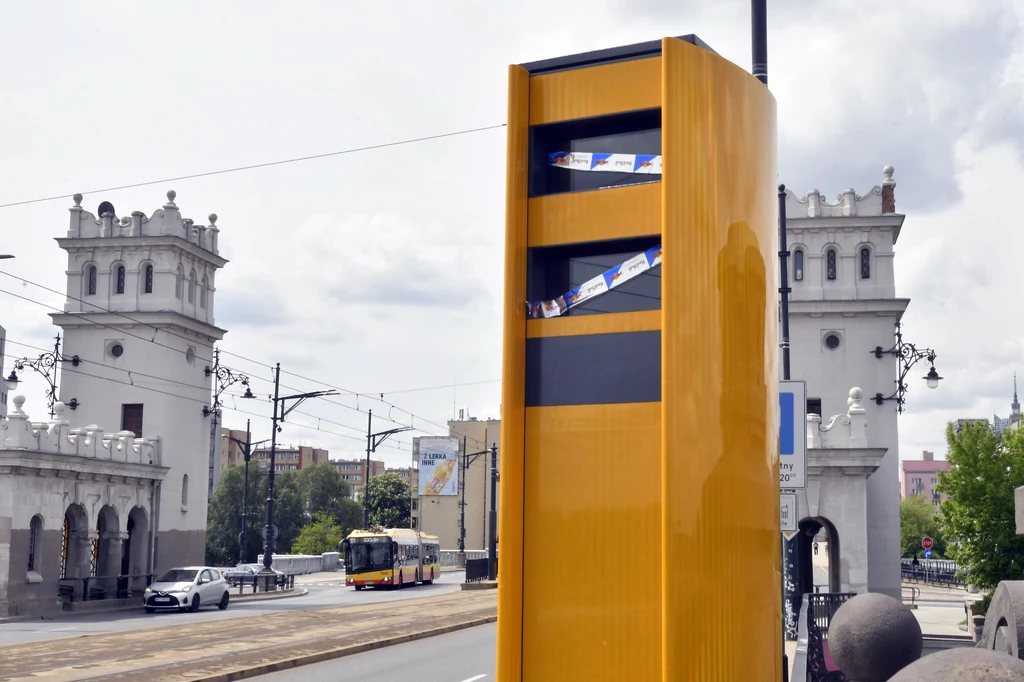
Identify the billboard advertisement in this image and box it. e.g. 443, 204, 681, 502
418, 437, 460, 496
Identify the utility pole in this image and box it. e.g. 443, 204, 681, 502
458, 439, 490, 568
362, 410, 413, 529
459, 436, 467, 554
258, 363, 337, 588
488, 442, 498, 581
241, 419, 251, 564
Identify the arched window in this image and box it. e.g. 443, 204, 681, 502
181, 474, 189, 507
144, 265, 154, 294
87, 266, 97, 296
200, 276, 208, 309
28, 515, 43, 573
826, 249, 837, 281
115, 265, 126, 294
860, 247, 871, 279
793, 250, 804, 281
175, 265, 184, 299
188, 270, 196, 304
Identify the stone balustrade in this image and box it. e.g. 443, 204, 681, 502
1, 396, 160, 466
807, 387, 869, 449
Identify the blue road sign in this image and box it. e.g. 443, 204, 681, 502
779, 380, 807, 489
924, 549, 933, 559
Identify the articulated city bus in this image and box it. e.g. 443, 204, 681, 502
342, 528, 441, 590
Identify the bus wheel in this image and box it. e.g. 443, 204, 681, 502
355, 585, 364, 591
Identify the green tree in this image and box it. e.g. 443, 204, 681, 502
205, 463, 268, 566
367, 472, 412, 529
291, 512, 344, 555
900, 494, 945, 558
937, 421, 1024, 591
204, 465, 305, 566
298, 462, 350, 517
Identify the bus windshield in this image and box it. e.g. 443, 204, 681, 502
345, 538, 393, 574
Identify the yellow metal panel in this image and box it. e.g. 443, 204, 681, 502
523, 403, 661, 680
527, 182, 661, 247
527, 310, 660, 338
660, 37, 780, 681
496, 63, 530, 682
529, 57, 661, 125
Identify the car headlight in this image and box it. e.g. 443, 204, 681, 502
144, 588, 152, 594
182, 585, 192, 593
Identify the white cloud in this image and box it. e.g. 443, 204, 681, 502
0, 0, 1022, 469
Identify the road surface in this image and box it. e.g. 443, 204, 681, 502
254, 622, 497, 682
0, 570, 465, 647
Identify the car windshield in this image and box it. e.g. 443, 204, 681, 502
346, 539, 393, 573
156, 569, 198, 583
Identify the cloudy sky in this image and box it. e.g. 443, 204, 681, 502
1, 0, 1022, 468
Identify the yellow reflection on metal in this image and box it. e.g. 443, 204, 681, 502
523, 402, 662, 680
529, 57, 661, 125
528, 182, 660, 248
661, 37, 779, 680
496, 63, 530, 682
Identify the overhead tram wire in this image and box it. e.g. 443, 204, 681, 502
4, 334, 406, 450
1, 273, 495, 448
45, 365, 403, 452
369, 378, 502, 396
0, 124, 507, 210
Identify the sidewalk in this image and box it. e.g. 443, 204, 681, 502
0, 589, 497, 681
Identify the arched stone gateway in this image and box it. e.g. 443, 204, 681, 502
797, 515, 841, 594
0, 399, 168, 617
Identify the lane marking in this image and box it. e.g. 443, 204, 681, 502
50, 627, 76, 631
460, 676, 487, 682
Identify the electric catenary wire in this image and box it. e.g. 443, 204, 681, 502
4, 335, 409, 451
1, 275, 493, 448
0, 124, 507, 210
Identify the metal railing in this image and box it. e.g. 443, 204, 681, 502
58, 574, 153, 602
902, 585, 920, 607
225, 573, 296, 594
900, 559, 965, 587
806, 592, 855, 681
465, 557, 494, 582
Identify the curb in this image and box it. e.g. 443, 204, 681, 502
193, 615, 497, 682
233, 587, 308, 603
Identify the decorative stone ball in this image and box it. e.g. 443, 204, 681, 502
829, 592, 923, 682
888, 647, 1024, 681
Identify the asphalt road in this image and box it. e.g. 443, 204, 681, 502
0, 570, 465, 647
253, 622, 497, 682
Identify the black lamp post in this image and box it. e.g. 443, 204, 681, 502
871, 322, 943, 413
5, 334, 81, 418
362, 409, 413, 530
259, 363, 337, 588
203, 348, 253, 499
223, 419, 270, 565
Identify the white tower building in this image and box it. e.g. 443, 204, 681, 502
50, 190, 227, 570
785, 166, 906, 599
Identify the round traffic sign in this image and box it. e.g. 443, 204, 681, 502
922, 536, 933, 550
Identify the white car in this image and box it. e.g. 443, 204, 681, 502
144, 566, 230, 613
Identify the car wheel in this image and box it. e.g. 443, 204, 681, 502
218, 592, 229, 610
190, 594, 201, 612
145, 606, 155, 614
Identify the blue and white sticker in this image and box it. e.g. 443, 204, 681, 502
549, 152, 662, 175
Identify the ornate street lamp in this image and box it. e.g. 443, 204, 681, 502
203, 348, 253, 499
871, 322, 943, 413
5, 334, 81, 417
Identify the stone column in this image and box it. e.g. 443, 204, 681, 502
100, 530, 128, 596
